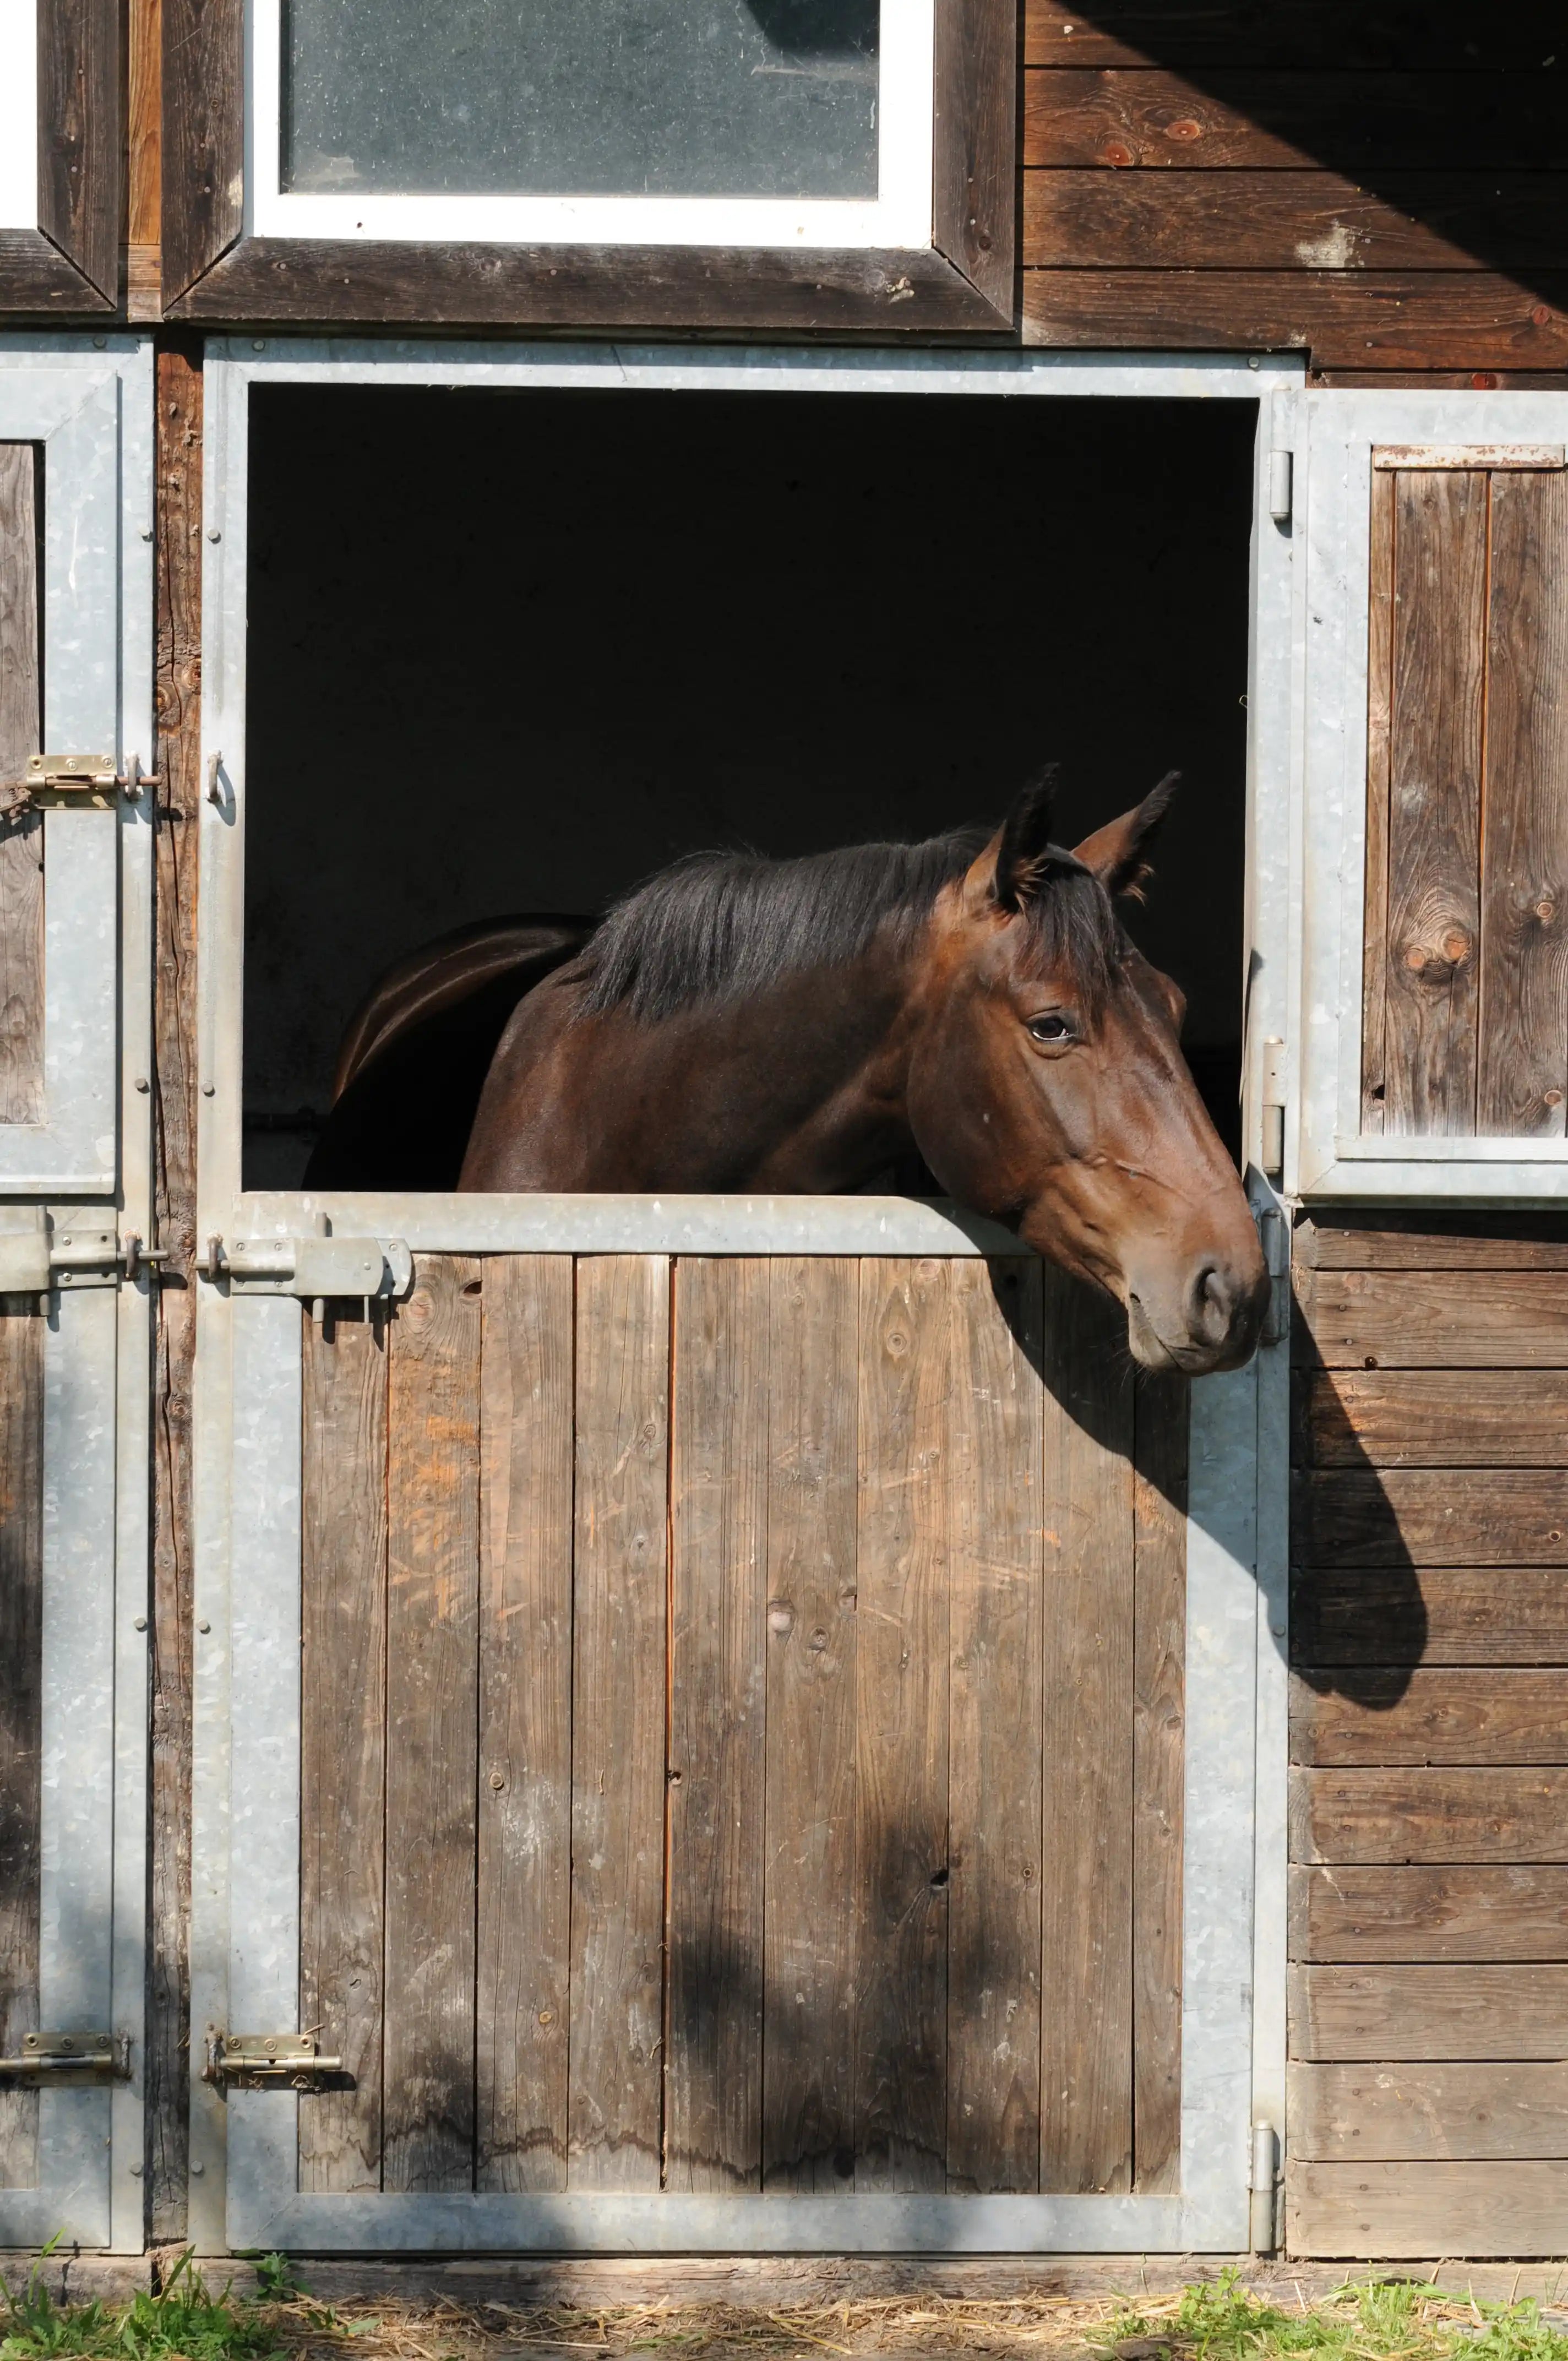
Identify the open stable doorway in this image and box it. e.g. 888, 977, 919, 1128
240, 385, 1256, 1188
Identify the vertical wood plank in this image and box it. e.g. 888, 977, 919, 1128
1384, 469, 1488, 1134
383, 1255, 481, 2194
0, 1305, 43, 2186
569, 1255, 669, 2191
298, 1310, 388, 2194
477, 1255, 574, 2193
761, 1258, 859, 2193
1132, 1371, 1188, 2195
0, 443, 44, 1128
148, 336, 203, 2240
946, 1259, 1043, 2195
854, 1257, 949, 2194
667, 1258, 768, 2191
1040, 1267, 1136, 2193
1479, 468, 1568, 1136
1362, 463, 1395, 1130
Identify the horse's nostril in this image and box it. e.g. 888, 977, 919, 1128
1189, 1260, 1235, 1339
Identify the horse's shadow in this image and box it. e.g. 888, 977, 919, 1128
986, 1252, 1425, 1709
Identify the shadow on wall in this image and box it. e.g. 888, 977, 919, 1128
1033, 1, 1568, 303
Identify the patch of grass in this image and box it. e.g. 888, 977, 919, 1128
1098, 2271, 1568, 2361
1, 2250, 283, 2361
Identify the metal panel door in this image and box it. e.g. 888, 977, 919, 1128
0, 338, 154, 2253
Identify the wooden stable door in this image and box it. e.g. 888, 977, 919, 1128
277, 1254, 1186, 2211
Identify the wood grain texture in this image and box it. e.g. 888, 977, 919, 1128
383, 1257, 482, 2194
1362, 464, 1394, 1130
1293, 1669, 1568, 1766
1039, 1268, 1135, 2195
945, 1260, 1043, 2197
0, 444, 43, 1129
169, 239, 1008, 331
1383, 468, 1487, 1133
0, 1306, 42, 2188
1295, 1568, 1568, 1666
569, 1256, 669, 2192
160, 0, 243, 301
37, 0, 120, 300
1289, 2059, 1568, 2162
1291, 1864, 1568, 1962
932, 0, 1015, 316
1133, 1373, 1186, 2196
1021, 272, 1568, 372
1288, 2158, 1568, 2259
1294, 1468, 1568, 1566
854, 1259, 949, 2195
1022, 71, 1568, 172
1297, 1214, 1568, 1270
1291, 1964, 1568, 2060
1479, 469, 1568, 1134
477, 1256, 573, 2194
0, 231, 115, 311
147, 335, 203, 2242
1293, 1766, 1568, 1865
1022, 1, 1568, 70
667, 1258, 767, 2194
1300, 1367, 1568, 1465
1297, 1268, 1568, 1367
1023, 173, 1568, 275
128, 0, 162, 258
299, 1311, 388, 2194
761, 1259, 858, 2194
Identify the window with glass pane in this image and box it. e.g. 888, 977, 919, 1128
280, 0, 880, 199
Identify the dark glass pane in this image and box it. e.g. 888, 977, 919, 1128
281, 0, 879, 198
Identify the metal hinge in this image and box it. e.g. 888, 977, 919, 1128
0, 2031, 129, 2082
203, 2032, 343, 2090
1255, 1200, 1291, 1347
0, 754, 161, 813
202, 1232, 413, 1315
0, 1216, 167, 1298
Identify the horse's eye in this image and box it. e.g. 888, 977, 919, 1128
1026, 1013, 1072, 1045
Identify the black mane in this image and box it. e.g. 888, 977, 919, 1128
578, 825, 1127, 1025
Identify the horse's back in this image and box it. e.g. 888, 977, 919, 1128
306, 916, 591, 1189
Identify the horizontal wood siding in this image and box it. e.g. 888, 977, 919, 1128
1290, 1214, 1568, 2256
294, 1254, 1185, 2203
1019, 4, 1568, 371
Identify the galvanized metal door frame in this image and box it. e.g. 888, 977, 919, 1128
0, 339, 155, 1195
0, 337, 154, 2254
1292, 388, 1568, 1201
190, 341, 1301, 2256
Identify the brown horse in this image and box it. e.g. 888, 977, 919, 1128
453, 772, 1266, 1374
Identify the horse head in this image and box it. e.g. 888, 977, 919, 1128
907, 769, 1268, 1374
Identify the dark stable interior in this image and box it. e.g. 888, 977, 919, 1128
243, 385, 1255, 1189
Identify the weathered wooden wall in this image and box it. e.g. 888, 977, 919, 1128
296, 1252, 1186, 2200
1022, 2, 1568, 376
1288, 1214, 1568, 2257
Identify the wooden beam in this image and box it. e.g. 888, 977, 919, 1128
1291, 1962, 1568, 2060
1293, 1765, 1568, 1864
147, 331, 203, 2243
1292, 1669, 1568, 1765
1290, 1863, 1568, 1962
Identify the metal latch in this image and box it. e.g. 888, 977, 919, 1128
1260, 1036, 1286, 1178
1, 755, 161, 813
0, 2031, 129, 2082
208, 1233, 413, 1314
0, 1216, 165, 1298
204, 2032, 343, 2090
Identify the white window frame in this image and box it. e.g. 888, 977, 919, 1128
1292, 387, 1568, 1202
0, 0, 35, 228
190, 340, 1299, 2259
246, 0, 934, 248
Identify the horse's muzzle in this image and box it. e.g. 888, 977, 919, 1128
1124, 1247, 1270, 1375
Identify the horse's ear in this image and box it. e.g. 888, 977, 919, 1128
1071, 770, 1181, 900
991, 765, 1062, 912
